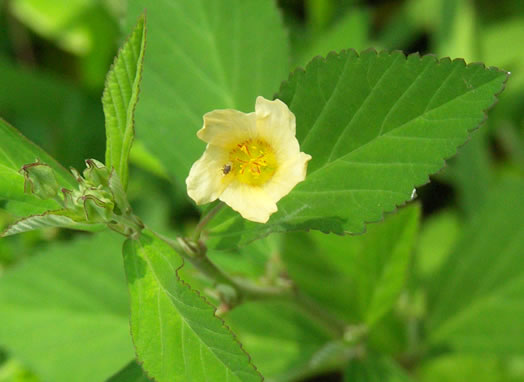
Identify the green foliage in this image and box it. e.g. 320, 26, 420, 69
1, 1, 522, 381
127, 0, 290, 186
107, 361, 149, 382
0, 119, 75, 216
9, 0, 120, 88
123, 230, 261, 382
0, 232, 133, 382
344, 355, 413, 381
415, 209, 460, 278
295, 8, 370, 68
429, 178, 524, 353
224, 301, 332, 381
207, 50, 507, 248
416, 355, 508, 382
0, 209, 102, 237
0, 58, 106, 169
283, 205, 420, 326
103, 14, 146, 190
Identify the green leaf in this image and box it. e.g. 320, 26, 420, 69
0, 232, 134, 382
103, 13, 146, 190
442, 127, 493, 215
434, 0, 479, 63
123, 229, 261, 382
0, 209, 103, 237
344, 355, 413, 382
126, 0, 289, 185
482, 18, 524, 97
0, 118, 75, 216
107, 361, 150, 382
207, 50, 507, 248
415, 208, 460, 278
283, 204, 420, 327
224, 301, 331, 381
296, 8, 370, 68
428, 178, 524, 354
0, 57, 105, 170
416, 354, 507, 382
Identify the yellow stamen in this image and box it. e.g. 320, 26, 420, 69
225, 139, 277, 186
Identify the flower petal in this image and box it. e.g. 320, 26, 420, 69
255, 96, 298, 157
186, 145, 230, 204
264, 151, 312, 202
219, 182, 278, 223
198, 109, 257, 148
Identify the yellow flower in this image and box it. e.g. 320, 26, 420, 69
186, 96, 312, 223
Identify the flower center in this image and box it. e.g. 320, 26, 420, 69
226, 139, 277, 186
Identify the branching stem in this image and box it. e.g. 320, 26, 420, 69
155, 230, 348, 338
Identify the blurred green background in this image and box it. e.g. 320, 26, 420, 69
0, 0, 523, 381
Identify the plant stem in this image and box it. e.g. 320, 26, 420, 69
156, 232, 290, 300
155, 231, 349, 338
291, 290, 348, 338
192, 202, 224, 241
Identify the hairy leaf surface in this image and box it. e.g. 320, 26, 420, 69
103, 14, 146, 189
123, 230, 261, 382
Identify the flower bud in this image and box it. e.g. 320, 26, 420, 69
81, 190, 115, 223
20, 162, 60, 200
83, 159, 111, 187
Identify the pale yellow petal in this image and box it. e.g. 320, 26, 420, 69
264, 152, 312, 202
255, 96, 298, 154
197, 109, 257, 148
219, 182, 278, 223
186, 145, 230, 205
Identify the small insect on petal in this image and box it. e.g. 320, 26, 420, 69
222, 163, 232, 175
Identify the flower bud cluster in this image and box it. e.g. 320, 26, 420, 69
20, 159, 142, 236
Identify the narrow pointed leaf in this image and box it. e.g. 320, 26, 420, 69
1, 209, 103, 237
0, 118, 75, 215
123, 229, 261, 382
103, 13, 146, 189
207, 50, 507, 248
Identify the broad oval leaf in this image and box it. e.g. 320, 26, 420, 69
126, 0, 289, 185
428, 178, 524, 354
103, 13, 147, 190
123, 229, 262, 382
0, 118, 76, 216
207, 50, 507, 248
0, 232, 133, 382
